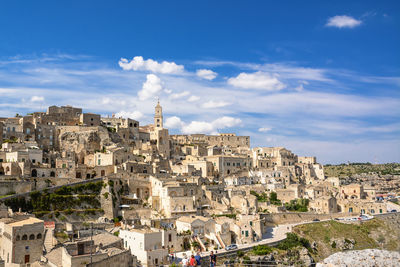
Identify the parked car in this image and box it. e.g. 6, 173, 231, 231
390, 209, 397, 213
312, 218, 320, 222
225, 244, 238, 251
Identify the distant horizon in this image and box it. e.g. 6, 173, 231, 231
0, 1, 399, 164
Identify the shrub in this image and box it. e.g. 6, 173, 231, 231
277, 233, 310, 250
253, 245, 273, 255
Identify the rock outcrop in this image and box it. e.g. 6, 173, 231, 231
317, 249, 400, 267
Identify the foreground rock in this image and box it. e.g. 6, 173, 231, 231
317, 249, 400, 267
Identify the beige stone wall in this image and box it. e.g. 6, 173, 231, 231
340, 184, 364, 199
170, 133, 250, 149
0, 180, 32, 195
309, 197, 338, 214
276, 189, 296, 203
0, 219, 44, 265
80, 113, 101, 127
338, 200, 387, 215
89, 250, 134, 267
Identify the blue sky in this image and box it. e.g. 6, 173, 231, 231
0, 1, 399, 163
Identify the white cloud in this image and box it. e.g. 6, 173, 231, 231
30, 96, 44, 102
165, 116, 185, 129
228, 71, 286, 90
119, 56, 184, 74
212, 116, 242, 128
294, 84, 304, 92
326, 15, 362, 28
196, 69, 217, 80
1, 54, 399, 163
168, 115, 242, 134
202, 100, 231, 109
182, 121, 215, 134
196, 61, 330, 82
138, 74, 163, 101
258, 127, 272, 132
170, 91, 190, 100
115, 110, 144, 120
188, 95, 200, 102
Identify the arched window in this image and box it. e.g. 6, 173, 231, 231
101, 170, 105, 176
16, 235, 20, 241
29, 234, 35, 240
50, 171, 55, 177
31, 169, 37, 177
22, 234, 28, 240
37, 233, 42, 239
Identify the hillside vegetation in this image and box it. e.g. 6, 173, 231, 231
324, 163, 400, 177
293, 215, 400, 262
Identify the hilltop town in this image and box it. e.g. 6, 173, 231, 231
0, 103, 399, 267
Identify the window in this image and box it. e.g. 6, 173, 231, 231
16, 235, 20, 241
29, 234, 35, 240
22, 234, 28, 240
168, 234, 172, 242
37, 233, 42, 239
349, 208, 353, 213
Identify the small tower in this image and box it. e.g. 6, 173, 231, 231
154, 99, 163, 128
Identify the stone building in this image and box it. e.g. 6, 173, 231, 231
0, 217, 44, 266
206, 155, 252, 177
337, 199, 387, 215
170, 133, 250, 152
340, 184, 365, 199
309, 196, 338, 214
150, 176, 200, 217
252, 147, 296, 168
120, 227, 169, 267
80, 113, 101, 127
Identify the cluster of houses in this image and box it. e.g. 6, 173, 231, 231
0, 103, 396, 267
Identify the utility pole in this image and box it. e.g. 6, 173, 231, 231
90, 222, 93, 266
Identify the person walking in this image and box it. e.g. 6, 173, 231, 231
210, 251, 217, 267
181, 254, 189, 267
195, 252, 201, 266
189, 255, 197, 266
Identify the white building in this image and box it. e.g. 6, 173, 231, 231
120, 228, 168, 267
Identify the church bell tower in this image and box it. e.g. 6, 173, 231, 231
154, 100, 163, 128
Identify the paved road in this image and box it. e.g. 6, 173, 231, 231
174, 223, 294, 261
173, 217, 345, 262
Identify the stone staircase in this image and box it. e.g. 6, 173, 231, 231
44, 228, 56, 253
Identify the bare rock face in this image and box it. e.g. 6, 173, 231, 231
60, 130, 101, 154
317, 249, 400, 267
299, 247, 314, 266
330, 238, 355, 250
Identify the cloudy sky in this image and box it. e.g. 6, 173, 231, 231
0, 1, 399, 164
